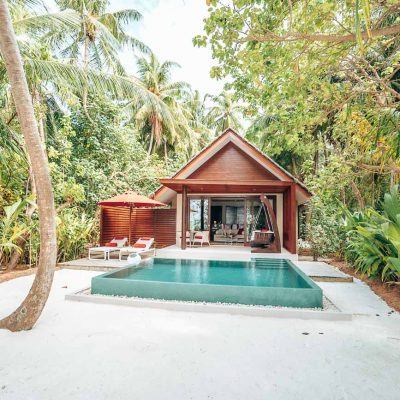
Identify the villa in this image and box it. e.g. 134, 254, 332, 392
100, 128, 312, 255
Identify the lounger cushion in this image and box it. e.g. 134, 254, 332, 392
112, 238, 127, 247
140, 237, 152, 240
105, 242, 117, 247
133, 243, 146, 248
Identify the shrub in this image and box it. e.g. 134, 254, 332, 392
344, 186, 400, 282
304, 197, 343, 260
56, 208, 96, 262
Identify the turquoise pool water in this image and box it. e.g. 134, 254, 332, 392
110, 258, 310, 288
91, 258, 323, 308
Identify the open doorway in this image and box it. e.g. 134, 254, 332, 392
210, 198, 245, 244
187, 196, 278, 247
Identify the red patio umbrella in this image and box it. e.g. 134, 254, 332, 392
98, 191, 166, 245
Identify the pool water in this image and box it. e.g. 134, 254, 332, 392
113, 258, 310, 289
91, 258, 323, 308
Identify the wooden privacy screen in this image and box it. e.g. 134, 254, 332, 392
100, 207, 176, 248
282, 184, 297, 254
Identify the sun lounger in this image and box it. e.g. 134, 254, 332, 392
88, 237, 128, 260
118, 237, 155, 261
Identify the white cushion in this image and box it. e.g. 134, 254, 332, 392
111, 238, 127, 248
135, 238, 154, 250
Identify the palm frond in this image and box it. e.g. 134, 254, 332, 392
12, 9, 81, 35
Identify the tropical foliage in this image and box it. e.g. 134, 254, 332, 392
0, 0, 240, 269
196, 0, 400, 277
2, 0, 400, 284
345, 186, 400, 282
302, 197, 343, 261
0, 198, 33, 266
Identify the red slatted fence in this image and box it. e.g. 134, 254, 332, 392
100, 207, 176, 249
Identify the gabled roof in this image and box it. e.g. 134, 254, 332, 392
154, 128, 312, 202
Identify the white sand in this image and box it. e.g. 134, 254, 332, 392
0, 269, 399, 400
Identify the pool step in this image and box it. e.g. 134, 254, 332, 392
253, 258, 288, 268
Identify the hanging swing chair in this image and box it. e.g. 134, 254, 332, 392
250, 195, 281, 253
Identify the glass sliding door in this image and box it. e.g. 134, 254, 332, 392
189, 198, 209, 232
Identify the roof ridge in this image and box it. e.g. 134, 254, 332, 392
152, 127, 311, 197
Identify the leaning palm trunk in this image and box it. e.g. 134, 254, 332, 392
0, 0, 57, 331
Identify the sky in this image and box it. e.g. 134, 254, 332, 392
106, 0, 225, 96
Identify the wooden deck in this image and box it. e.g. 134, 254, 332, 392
59, 249, 351, 283
58, 257, 132, 271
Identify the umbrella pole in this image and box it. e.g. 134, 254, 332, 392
128, 205, 132, 246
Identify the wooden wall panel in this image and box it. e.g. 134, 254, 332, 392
188, 142, 278, 181
154, 209, 176, 248
100, 207, 176, 249
282, 184, 297, 254
101, 207, 130, 244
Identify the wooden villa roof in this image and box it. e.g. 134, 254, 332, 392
153, 128, 312, 203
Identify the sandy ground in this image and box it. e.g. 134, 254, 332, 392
1, 269, 400, 400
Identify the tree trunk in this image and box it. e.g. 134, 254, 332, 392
323, 137, 329, 166
291, 157, 298, 177
82, 35, 89, 111
390, 171, 396, 189
0, 0, 57, 332
164, 141, 168, 164
148, 131, 154, 155
350, 180, 365, 209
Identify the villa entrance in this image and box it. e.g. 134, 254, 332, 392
188, 195, 278, 246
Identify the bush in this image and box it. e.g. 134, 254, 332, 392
56, 208, 96, 262
28, 207, 96, 265
344, 186, 400, 282
303, 197, 343, 260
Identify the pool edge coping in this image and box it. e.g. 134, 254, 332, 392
65, 288, 352, 321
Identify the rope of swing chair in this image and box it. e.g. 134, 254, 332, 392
250, 201, 273, 241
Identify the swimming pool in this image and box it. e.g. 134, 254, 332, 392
91, 258, 323, 308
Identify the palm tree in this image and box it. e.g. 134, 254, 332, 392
0, 0, 57, 331
56, 0, 149, 107
182, 89, 213, 156
133, 53, 191, 159
206, 91, 243, 133
0, 3, 157, 271
57, 0, 147, 71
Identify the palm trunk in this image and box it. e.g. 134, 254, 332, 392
164, 141, 168, 164
313, 148, 319, 174
82, 35, 89, 111
148, 131, 154, 155
0, 0, 57, 332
